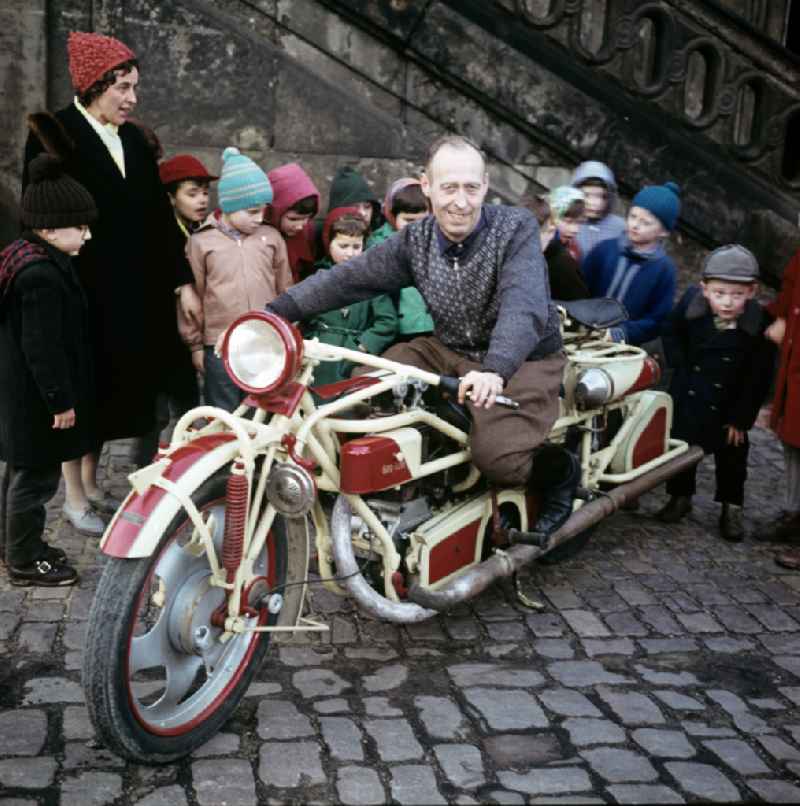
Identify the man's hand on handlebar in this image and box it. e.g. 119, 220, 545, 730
458, 371, 504, 410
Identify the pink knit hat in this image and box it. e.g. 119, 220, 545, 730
382, 177, 422, 228
68, 31, 137, 94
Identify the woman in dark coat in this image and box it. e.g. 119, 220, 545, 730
22, 31, 200, 500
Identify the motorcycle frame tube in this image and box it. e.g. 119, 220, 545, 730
310, 498, 349, 596
304, 339, 442, 387
347, 493, 404, 601
569, 392, 688, 487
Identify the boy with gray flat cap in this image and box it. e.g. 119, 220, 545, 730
657, 244, 776, 541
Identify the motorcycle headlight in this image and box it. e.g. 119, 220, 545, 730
575, 367, 615, 410
222, 312, 303, 394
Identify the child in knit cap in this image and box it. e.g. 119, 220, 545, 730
327, 166, 381, 234
657, 245, 775, 541
160, 155, 218, 238
180, 147, 293, 411
368, 178, 433, 340
581, 181, 681, 345
0, 154, 100, 586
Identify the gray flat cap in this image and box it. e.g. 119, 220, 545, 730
702, 244, 760, 282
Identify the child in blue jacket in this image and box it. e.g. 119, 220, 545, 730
582, 182, 681, 345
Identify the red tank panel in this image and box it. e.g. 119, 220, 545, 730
339, 436, 412, 494
428, 520, 481, 583
633, 406, 667, 467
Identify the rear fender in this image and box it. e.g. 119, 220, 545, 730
100, 434, 241, 558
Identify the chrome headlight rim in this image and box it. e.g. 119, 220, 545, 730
574, 367, 615, 410
222, 311, 304, 394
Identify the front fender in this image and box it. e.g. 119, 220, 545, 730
100, 434, 240, 558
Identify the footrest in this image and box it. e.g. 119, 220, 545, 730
507, 528, 548, 549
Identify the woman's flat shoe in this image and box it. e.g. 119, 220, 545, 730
86, 490, 123, 515
62, 504, 105, 535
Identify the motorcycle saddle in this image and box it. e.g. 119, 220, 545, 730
557, 297, 628, 330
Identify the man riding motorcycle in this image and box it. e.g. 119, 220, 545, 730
260, 135, 578, 545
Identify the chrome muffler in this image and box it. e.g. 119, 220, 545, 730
330, 496, 436, 623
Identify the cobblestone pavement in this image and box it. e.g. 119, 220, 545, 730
2, 426, 800, 805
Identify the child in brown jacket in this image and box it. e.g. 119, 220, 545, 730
180, 147, 293, 410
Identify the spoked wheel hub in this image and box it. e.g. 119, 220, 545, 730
166, 569, 225, 662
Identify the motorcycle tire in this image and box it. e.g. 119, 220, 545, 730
82, 470, 308, 764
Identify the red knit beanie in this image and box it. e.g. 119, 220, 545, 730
68, 31, 137, 94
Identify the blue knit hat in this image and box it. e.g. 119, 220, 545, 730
217, 147, 273, 214
631, 181, 681, 232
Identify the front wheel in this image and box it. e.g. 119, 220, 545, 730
82, 471, 309, 764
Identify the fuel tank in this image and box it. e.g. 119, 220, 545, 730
339, 427, 422, 494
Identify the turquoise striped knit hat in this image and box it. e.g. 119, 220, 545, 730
218, 147, 273, 214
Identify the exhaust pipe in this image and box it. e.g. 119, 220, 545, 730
330, 495, 437, 623
407, 446, 704, 613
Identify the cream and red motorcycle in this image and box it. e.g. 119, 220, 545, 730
83, 299, 701, 763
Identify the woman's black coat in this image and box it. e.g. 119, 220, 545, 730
23, 106, 193, 441
662, 285, 775, 453
0, 235, 97, 467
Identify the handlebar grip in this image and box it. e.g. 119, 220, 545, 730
438, 375, 520, 409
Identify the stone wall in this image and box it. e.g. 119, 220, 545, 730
0, 0, 47, 245
1, 0, 797, 288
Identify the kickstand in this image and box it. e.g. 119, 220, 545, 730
512, 572, 546, 611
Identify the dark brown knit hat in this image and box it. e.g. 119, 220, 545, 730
22, 154, 98, 229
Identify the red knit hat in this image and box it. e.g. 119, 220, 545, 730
68, 31, 137, 94
159, 155, 218, 186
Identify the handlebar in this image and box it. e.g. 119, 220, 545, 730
439, 376, 520, 410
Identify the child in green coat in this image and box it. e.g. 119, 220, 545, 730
304, 207, 397, 389
367, 178, 433, 339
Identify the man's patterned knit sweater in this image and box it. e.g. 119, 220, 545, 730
268, 205, 562, 382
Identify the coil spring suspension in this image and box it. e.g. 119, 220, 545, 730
222, 461, 248, 582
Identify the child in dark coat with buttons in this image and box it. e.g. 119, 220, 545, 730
657, 245, 775, 541
0, 155, 99, 586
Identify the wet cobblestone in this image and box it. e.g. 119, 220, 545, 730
2, 427, 800, 802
